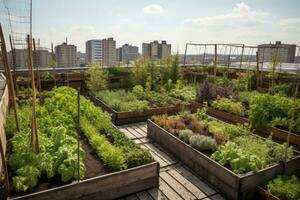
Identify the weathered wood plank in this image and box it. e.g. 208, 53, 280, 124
141, 146, 168, 168
130, 125, 147, 138
147, 188, 168, 200
136, 191, 154, 200
174, 166, 217, 196
143, 143, 176, 166
159, 178, 183, 200
118, 127, 136, 139
125, 126, 144, 138
203, 194, 226, 200
160, 171, 196, 200
167, 169, 207, 199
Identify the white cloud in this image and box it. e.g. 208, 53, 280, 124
183, 2, 269, 28
279, 17, 300, 29
142, 4, 163, 14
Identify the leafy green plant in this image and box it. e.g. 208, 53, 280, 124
212, 97, 245, 116
267, 176, 300, 200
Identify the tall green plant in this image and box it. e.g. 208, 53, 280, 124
170, 54, 180, 83
86, 64, 108, 92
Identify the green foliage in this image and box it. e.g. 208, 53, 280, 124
178, 129, 194, 143
86, 64, 108, 92
267, 176, 300, 200
169, 81, 197, 102
170, 54, 180, 83
249, 93, 300, 132
212, 97, 245, 116
269, 83, 293, 97
189, 135, 217, 152
212, 142, 264, 174
96, 90, 148, 112
239, 91, 259, 106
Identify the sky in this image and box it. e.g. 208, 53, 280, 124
1, 0, 300, 53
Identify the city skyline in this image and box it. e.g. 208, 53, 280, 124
1, 0, 299, 53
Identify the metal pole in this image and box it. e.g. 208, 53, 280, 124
214, 44, 217, 82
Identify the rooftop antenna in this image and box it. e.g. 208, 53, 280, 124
66, 37, 68, 44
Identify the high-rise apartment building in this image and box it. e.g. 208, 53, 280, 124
55, 42, 77, 68
258, 41, 296, 63
76, 52, 86, 67
86, 38, 116, 67
116, 44, 139, 63
86, 40, 102, 64
102, 38, 116, 67
142, 40, 171, 60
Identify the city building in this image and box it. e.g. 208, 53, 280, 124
55, 42, 77, 68
86, 38, 116, 67
102, 37, 116, 67
34, 48, 52, 68
86, 40, 102, 64
8, 49, 27, 69
258, 41, 296, 63
142, 40, 171, 60
116, 44, 139, 63
76, 51, 86, 67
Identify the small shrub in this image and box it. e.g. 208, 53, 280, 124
86, 64, 108, 92
267, 176, 300, 200
212, 97, 245, 116
179, 129, 194, 143
189, 135, 217, 152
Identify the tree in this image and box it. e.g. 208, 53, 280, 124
86, 63, 108, 92
170, 54, 180, 83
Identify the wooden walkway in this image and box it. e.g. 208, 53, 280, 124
117, 122, 226, 200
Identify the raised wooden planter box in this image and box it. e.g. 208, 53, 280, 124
190, 101, 300, 148
85, 93, 181, 125
11, 162, 159, 200
257, 187, 280, 200
147, 120, 300, 200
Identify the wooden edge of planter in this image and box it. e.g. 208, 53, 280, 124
11, 161, 159, 200
147, 119, 300, 200
85, 92, 181, 125
190, 101, 300, 147
257, 187, 280, 200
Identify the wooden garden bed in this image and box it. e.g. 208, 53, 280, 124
190, 101, 300, 148
147, 119, 300, 200
11, 161, 159, 200
257, 187, 280, 200
85, 92, 181, 125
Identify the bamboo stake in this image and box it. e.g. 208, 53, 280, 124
238, 45, 244, 80
256, 51, 260, 90
27, 35, 39, 154
0, 24, 19, 132
285, 80, 298, 162
214, 44, 217, 83
33, 38, 41, 92
9, 35, 17, 95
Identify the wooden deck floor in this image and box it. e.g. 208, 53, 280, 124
117, 122, 226, 200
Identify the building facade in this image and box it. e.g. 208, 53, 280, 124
34, 48, 52, 68
55, 42, 77, 68
86, 38, 116, 67
86, 40, 102, 64
116, 44, 139, 63
258, 41, 296, 63
76, 51, 86, 67
102, 37, 116, 67
142, 40, 171, 60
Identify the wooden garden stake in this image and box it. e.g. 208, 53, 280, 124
9, 35, 17, 95
214, 44, 217, 83
256, 51, 260, 90
285, 80, 298, 162
27, 35, 39, 154
238, 45, 244, 80
77, 88, 80, 181
33, 38, 41, 92
0, 24, 19, 132
0, 135, 9, 196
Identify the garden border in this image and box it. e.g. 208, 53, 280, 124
85, 92, 181, 125
11, 161, 159, 200
190, 101, 300, 147
147, 119, 300, 200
